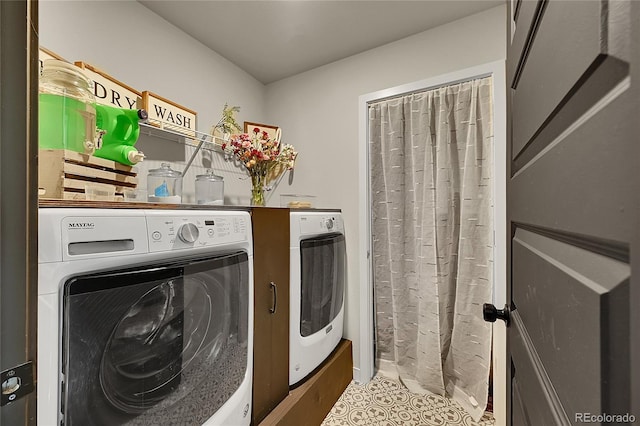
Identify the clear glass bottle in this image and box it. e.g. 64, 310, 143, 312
147, 163, 183, 203
39, 59, 97, 154
195, 169, 224, 205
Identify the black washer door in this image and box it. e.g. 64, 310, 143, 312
62, 251, 249, 426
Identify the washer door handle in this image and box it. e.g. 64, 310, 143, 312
269, 282, 277, 314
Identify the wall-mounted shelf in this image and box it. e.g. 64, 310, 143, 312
136, 121, 292, 203
138, 121, 225, 153
137, 119, 244, 174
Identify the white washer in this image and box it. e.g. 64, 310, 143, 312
289, 211, 346, 386
38, 208, 253, 426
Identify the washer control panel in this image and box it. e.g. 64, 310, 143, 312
146, 215, 249, 252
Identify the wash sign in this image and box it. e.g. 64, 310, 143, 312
142, 91, 197, 137
75, 62, 142, 110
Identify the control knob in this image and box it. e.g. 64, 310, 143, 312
177, 223, 199, 243
325, 218, 334, 230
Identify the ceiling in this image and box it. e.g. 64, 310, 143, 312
139, 0, 503, 84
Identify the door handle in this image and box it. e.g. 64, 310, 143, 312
269, 282, 277, 314
483, 303, 510, 326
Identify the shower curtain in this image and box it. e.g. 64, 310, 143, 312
369, 76, 493, 421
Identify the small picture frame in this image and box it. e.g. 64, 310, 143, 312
244, 121, 282, 142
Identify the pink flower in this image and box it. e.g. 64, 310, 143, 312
242, 140, 251, 148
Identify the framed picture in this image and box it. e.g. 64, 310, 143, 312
244, 121, 282, 142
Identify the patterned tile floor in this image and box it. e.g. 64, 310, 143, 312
322, 375, 495, 426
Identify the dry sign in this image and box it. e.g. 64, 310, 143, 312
75, 62, 142, 110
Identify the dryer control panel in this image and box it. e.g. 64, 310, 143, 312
146, 214, 249, 252
298, 214, 344, 236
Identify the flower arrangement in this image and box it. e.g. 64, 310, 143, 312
222, 127, 297, 206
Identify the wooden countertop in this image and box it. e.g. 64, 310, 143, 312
38, 199, 251, 210
38, 199, 341, 213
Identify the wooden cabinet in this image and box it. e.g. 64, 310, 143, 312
251, 207, 290, 425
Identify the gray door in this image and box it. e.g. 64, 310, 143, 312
0, 1, 39, 425
499, 0, 638, 424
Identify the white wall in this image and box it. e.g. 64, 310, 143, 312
40, 0, 507, 380
265, 5, 507, 378
39, 0, 266, 203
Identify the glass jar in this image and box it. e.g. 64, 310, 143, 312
195, 169, 224, 205
39, 59, 97, 153
147, 163, 183, 203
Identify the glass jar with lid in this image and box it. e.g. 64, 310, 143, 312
39, 59, 97, 154
147, 163, 183, 203
195, 169, 224, 205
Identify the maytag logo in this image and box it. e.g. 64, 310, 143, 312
68, 222, 95, 230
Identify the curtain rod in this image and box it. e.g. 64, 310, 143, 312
367, 73, 492, 107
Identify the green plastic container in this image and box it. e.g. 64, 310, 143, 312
94, 104, 147, 165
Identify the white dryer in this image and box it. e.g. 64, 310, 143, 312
38, 208, 253, 426
289, 211, 346, 386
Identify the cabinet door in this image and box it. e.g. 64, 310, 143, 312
251, 208, 290, 424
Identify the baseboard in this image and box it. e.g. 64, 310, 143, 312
352, 366, 361, 383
